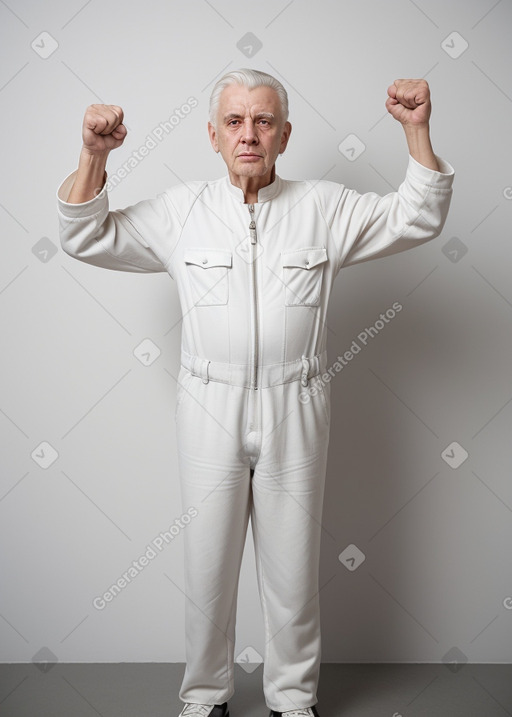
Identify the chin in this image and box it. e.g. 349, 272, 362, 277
239, 165, 268, 176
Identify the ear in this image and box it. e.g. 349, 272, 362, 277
279, 121, 292, 154
208, 121, 219, 152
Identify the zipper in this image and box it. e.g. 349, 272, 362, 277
248, 203, 259, 390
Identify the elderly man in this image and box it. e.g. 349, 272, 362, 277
56, 68, 454, 717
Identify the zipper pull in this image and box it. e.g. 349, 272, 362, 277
249, 220, 256, 244
248, 203, 256, 244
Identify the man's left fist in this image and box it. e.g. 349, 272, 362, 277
386, 79, 432, 127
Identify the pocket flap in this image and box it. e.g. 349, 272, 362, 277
184, 248, 232, 268
281, 246, 327, 270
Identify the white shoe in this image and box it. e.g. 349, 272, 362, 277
179, 702, 229, 717
270, 708, 319, 717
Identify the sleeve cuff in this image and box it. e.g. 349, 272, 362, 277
406, 154, 455, 188
56, 169, 109, 216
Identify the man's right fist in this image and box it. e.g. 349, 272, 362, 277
81, 104, 127, 155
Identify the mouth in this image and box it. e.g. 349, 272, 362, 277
238, 153, 262, 160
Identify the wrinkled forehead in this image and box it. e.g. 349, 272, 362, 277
218, 84, 282, 119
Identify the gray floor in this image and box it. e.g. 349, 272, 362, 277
0, 663, 511, 716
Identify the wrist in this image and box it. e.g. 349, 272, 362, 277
79, 146, 110, 165
402, 124, 439, 171
401, 121, 431, 136
66, 149, 109, 203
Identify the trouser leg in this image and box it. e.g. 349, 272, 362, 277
251, 378, 331, 712
176, 373, 251, 705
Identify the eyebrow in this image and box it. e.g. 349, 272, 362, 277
223, 112, 275, 122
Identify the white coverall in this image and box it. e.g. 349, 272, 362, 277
56, 154, 454, 712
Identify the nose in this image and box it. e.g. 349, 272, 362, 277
241, 119, 258, 144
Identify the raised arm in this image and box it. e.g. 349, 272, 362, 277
66, 104, 127, 203
57, 104, 182, 273
320, 79, 454, 272
386, 79, 439, 171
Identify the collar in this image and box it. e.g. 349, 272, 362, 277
224, 173, 282, 203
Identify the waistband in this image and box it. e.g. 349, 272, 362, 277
180, 349, 328, 388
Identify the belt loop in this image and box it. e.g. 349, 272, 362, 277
313, 354, 320, 378
301, 354, 309, 387
189, 355, 198, 380
202, 359, 210, 384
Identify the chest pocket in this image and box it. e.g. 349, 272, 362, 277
184, 248, 232, 306
281, 246, 328, 306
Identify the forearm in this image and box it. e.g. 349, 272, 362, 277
66, 148, 109, 203
402, 124, 439, 171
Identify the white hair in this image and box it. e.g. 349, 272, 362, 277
209, 68, 289, 128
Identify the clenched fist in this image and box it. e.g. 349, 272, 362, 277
386, 79, 432, 127
81, 104, 127, 155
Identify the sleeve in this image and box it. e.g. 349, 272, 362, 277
56, 169, 183, 275
327, 154, 455, 273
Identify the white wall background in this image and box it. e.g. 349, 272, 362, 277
1, 0, 512, 669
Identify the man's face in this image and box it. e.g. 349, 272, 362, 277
208, 83, 291, 187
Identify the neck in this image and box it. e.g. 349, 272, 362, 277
229, 164, 276, 204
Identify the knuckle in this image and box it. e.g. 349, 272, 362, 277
109, 104, 123, 119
